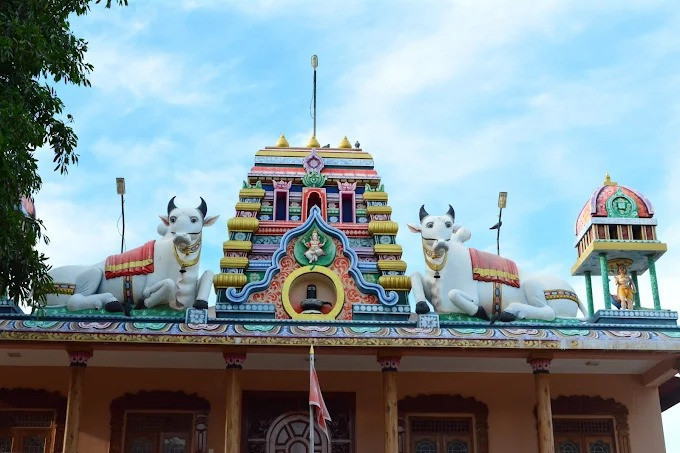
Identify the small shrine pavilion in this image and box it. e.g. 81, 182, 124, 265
571, 174, 670, 324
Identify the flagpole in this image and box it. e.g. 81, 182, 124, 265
309, 345, 315, 453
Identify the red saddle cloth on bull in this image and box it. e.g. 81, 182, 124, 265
105, 241, 155, 279
469, 248, 520, 288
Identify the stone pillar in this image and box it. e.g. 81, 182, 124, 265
528, 358, 554, 453
648, 255, 661, 310
599, 253, 611, 309
631, 271, 640, 309
378, 356, 400, 453
584, 271, 594, 316
63, 351, 92, 453
224, 353, 246, 453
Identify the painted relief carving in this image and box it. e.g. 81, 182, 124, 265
272, 179, 293, 190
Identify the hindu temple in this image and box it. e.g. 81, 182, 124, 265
1, 135, 679, 453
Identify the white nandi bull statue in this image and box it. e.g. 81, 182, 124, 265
408, 205, 586, 322
45, 197, 218, 315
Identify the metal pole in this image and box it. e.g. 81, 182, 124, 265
496, 207, 502, 255
309, 404, 315, 452
313, 69, 317, 138
309, 350, 315, 452
120, 194, 125, 253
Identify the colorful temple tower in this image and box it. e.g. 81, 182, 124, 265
571, 174, 670, 322
213, 135, 411, 322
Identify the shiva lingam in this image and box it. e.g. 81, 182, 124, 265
300, 284, 332, 314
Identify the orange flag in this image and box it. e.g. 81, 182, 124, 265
309, 345, 331, 441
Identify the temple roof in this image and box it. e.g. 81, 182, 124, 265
575, 174, 655, 237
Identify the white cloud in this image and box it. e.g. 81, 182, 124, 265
87, 43, 219, 106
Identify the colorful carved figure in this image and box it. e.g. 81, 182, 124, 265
303, 229, 327, 263
614, 264, 636, 310
45, 197, 218, 314
408, 206, 587, 322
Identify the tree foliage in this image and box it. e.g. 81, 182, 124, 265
1, 0, 125, 308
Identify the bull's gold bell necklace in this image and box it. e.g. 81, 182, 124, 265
174, 234, 202, 272
422, 238, 447, 279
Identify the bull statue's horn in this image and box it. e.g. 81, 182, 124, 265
446, 205, 455, 222
167, 196, 178, 215
197, 197, 208, 218
419, 205, 429, 222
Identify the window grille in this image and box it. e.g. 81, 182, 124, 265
589, 440, 611, 453
0, 411, 54, 428
21, 435, 46, 453
554, 419, 613, 435
558, 440, 580, 453
447, 440, 469, 453
415, 440, 437, 453
411, 417, 471, 434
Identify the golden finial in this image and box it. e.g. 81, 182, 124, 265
306, 135, 321, 148
275, 134, 289, 148
338, 136, 352, 149
603, 172, 617, 186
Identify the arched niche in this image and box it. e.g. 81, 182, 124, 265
0, 388, 67, 453
398, 394, 489, 453
109, 390, 210, 453
550, 395, 631, 453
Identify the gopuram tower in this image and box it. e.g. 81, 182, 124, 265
213, 135, 412, 322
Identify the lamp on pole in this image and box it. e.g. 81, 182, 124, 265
311, 54, 318, 138
116, 178, 126, 253
490, 192, 507, 255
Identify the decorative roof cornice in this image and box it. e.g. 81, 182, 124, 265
2, 319, 680, 351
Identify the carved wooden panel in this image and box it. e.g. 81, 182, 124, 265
109, 391, 209, 453
549, 396, 630, 453
0, 388, 66, 453
243, 391, 354, 453
398, 395, 488, 453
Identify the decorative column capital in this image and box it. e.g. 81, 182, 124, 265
68, 351, 92, 367
223, 353, 246, 369
378, 356, 401, 372
527, 357, 551, 374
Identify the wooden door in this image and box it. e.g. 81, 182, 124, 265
442, 435, 470, 453
125, 433, 155, 453
160, 432, 191, 453
0, 429, 52, 453
584, 436, 615, 453
411, 435, 438, 453
555, 436, 582, 453
0, 429, 13, 453
411, 434, 471, 453
266, 412, 328, 453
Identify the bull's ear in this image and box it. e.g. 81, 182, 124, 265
452, 223, 461, 233
203, 215, 219, 227
407, 223, 422, 233
455, 227, 472, 243
159, 215, 170, 226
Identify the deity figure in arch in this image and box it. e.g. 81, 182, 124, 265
614, 264, 636, 310
303, 229, 327, 263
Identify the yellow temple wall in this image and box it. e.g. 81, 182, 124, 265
0, 367, 666, 453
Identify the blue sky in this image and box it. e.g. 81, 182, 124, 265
34, 0, 680, 447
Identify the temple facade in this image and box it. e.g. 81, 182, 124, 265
1, 136, 679, 453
